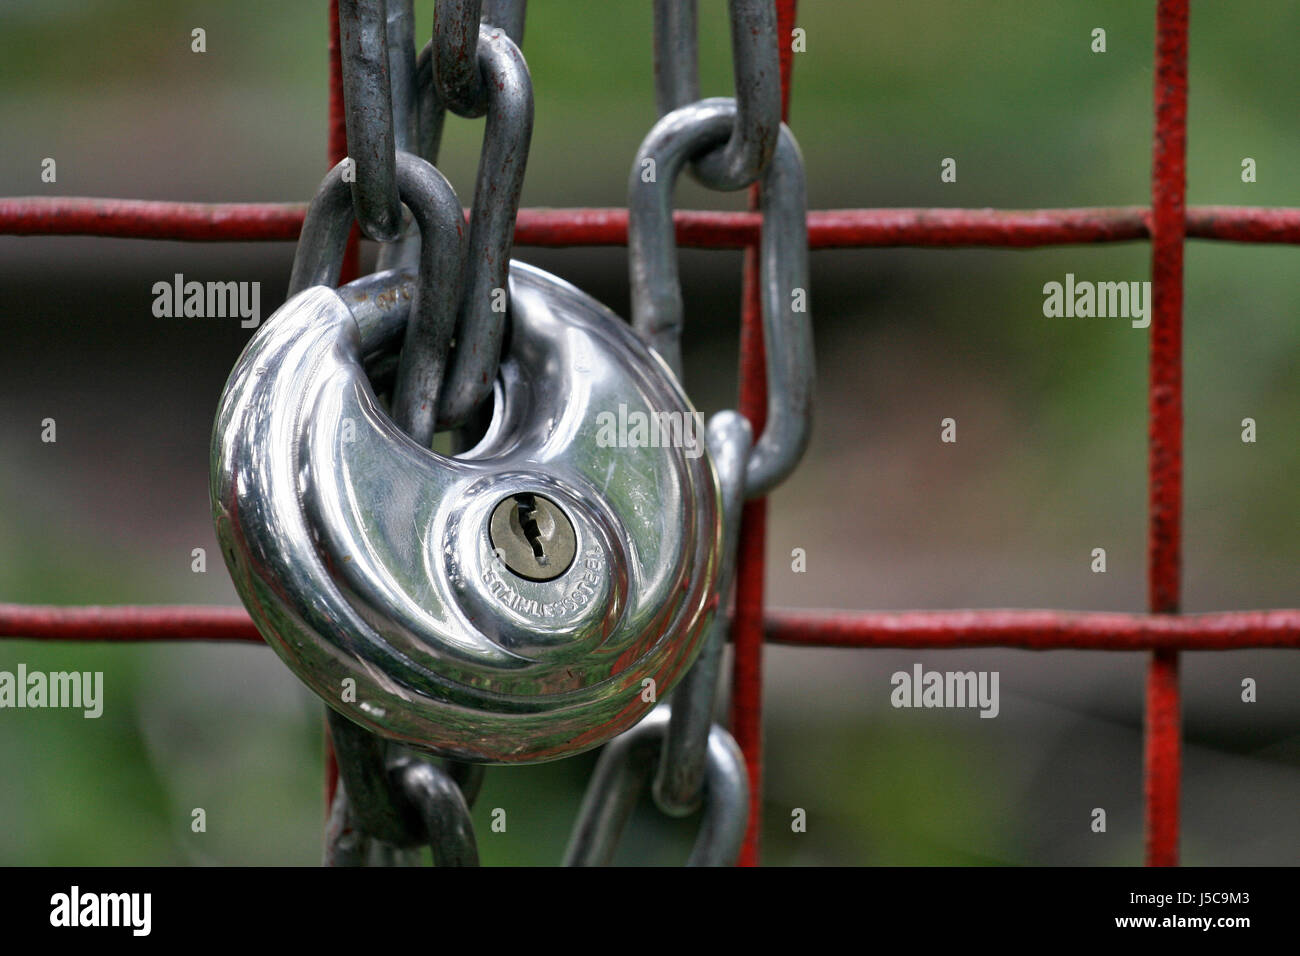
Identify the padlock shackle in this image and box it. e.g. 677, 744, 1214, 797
628, 97, 814, 499
289, 153, 467, 446
336, 266, 415, 351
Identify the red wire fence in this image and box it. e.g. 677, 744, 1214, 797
2, 0, 1296, 866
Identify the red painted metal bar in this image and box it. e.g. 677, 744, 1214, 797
0, 604, 262, 643
0, 198, 306, 240
324, 0, 354, 814
764, 608, 1300, 651
728, 0, 801, 868
5, 604, 1299, 651
1146, 0, 1189, 868
328, 0, 361, 286
10, 203, 1300, 247
731, 358, 768, 866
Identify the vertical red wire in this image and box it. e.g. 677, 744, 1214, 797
324, 0, 359, 816
329, 0, 363, 285
1146, 0, 1188, 867
731, 0, 799, 868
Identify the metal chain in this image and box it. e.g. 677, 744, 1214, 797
564, 708, 749, 866
629, 99, 812, 497
435, 21, 532, 430
325, 711, 481, 867
652, 0, 781, 191
566, 2, 812, 865
482, 0, 526, 47
374, 0, 420, 274
433, 0, 489, 116
431, 1, 525, 112
633, 99, 811, 827
291, 152, 467, 443
313, 0, 534, 865
288, 151, 479, 865
338, 0, 532, 439
338, 0, 403, 241
324, 0, 803, 867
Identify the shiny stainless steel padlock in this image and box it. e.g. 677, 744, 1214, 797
211, 258, 723, 764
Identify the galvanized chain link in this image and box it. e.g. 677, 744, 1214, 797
324, 711, 481, 867
435, 21, 533, 430
325, 0, 802, 867
338, 0, 403, 241
564, 708, 749, 866
629, 99, 813, 497
653, 0, 781, 191
482, 0, 526, 47
433, 0, 489, 117
566, 2, 811, 864
313, 0, 534, 865
290, 153, 466, 449
653, 411, 750, 815
289, 150, 478, 865
375, 0, 420, 274
430, 1, 525, 112
338, 0, 533, 437
324, 751, 482, 866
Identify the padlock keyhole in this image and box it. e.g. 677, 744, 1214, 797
488, 492, 578, 583
515, 494, 549, 565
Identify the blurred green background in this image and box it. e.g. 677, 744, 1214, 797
0, 0, 1296, 865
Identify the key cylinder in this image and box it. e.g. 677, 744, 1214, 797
489, 493, 577, 581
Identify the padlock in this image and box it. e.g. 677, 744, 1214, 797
211, 193, 723, 762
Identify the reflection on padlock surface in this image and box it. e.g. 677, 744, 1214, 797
211, 261, 723, 763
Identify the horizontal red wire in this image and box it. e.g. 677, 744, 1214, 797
2, 603, 1297, 650
0, 604, 263, 643
5, 199, 1300, 247
765, 609, 1300, 650
0, 198, 307, 241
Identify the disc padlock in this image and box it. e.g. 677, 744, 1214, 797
210, 169, 723, 764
